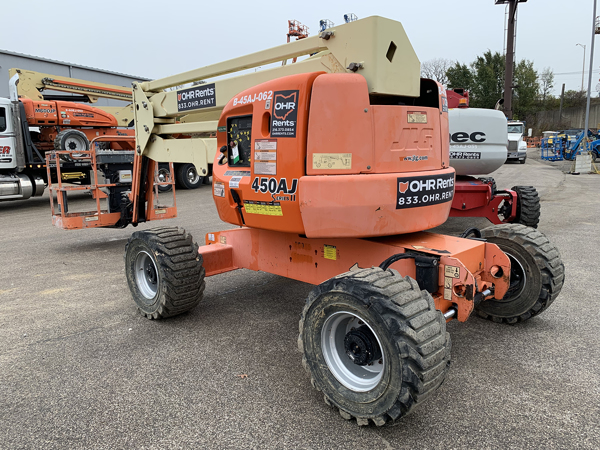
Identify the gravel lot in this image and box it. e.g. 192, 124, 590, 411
1, 153, 599, 449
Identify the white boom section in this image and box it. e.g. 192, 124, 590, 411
132, 16, 421, 163
8, 68, 134, 102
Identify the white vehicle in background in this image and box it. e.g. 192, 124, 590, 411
506, 121, 527, 164
447, 107, 540, 228
448, 108, 509, 175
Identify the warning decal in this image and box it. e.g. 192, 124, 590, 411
244, 200, 283, 216
324, 245, 337, 261
254, 139, 277, 175
214, 182, 225, 197
407, 112, 428, 123
312, 153, 352, 170
444, 265, 460, 278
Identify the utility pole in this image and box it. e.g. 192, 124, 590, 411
584, 1, 599, 134
496, 0, 528, 120
576, 43, 586, 91
559, 83, 565, 122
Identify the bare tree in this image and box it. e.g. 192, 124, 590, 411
421, 58, 454, 85
540, 67, 554, 102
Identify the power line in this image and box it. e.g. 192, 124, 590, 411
554, 69, 600, 75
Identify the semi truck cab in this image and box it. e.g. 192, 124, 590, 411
507, 121, 527, 164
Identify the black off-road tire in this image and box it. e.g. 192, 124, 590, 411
176, 163, 203, 190
477, 224, 564, 324
298, 267, 451, 426
54, 129, 90, 151
512, 185, 540, 228
124, 227, 205, 319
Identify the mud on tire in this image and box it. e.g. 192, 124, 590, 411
477, 224, 564, 324
298, 267, 451, 426
125, 227, 205, 319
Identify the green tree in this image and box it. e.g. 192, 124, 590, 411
470, 51, 505, 109
445, 50, 542, 117
562, 90, 586, 108
446, 62, 473, 92
513, 59, 538, 119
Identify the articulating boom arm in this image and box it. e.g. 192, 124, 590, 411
132, 16, 421, 163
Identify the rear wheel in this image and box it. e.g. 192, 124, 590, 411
299, 267, 451, 426
54, 129, 90, 151
176, 163, 203, 190
54, 130, 90, 161
124, 227, 205, 319
157, 163, 173, 193
476, 224, 564, 324
512, 186, 540, 228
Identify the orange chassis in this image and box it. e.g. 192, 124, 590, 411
199, 227, 510, 322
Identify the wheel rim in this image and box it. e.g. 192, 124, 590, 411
321, 311, 385, 392
65, 134, 87, 151
186, 166, 200, 184
134, 251, 159, 301
502, 252, 527, 302
158, 168, 169, 183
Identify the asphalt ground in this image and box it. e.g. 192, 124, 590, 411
1, 153, 599, 449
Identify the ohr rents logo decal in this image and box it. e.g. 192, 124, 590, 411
271, 90, 298, 138
396, 173, 454, 209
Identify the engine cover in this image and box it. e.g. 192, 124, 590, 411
212, 72, 455, 238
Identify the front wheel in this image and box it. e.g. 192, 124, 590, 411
476, 224, 564, 324
124, 227, 205, 319
299, 267, 451, 426
176, 163, 203, 190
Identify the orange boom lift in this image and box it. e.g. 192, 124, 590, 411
114, 17, 562, 426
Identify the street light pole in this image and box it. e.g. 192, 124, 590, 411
576, 43, 586, 91
584, 1, 598, 135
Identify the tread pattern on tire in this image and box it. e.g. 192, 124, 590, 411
298, 267, 451, 426
478, 224, 564, 324
512, 185, 540, 228
125, 226, 205, 319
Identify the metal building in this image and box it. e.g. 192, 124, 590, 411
0, 49, 148, 106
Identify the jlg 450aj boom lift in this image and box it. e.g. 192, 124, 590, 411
121, 17, 563, 426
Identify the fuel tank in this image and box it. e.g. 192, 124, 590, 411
448, 108, 508, 175
212, 72, 456, 238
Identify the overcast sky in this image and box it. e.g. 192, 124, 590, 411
2, 0, 597, 95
